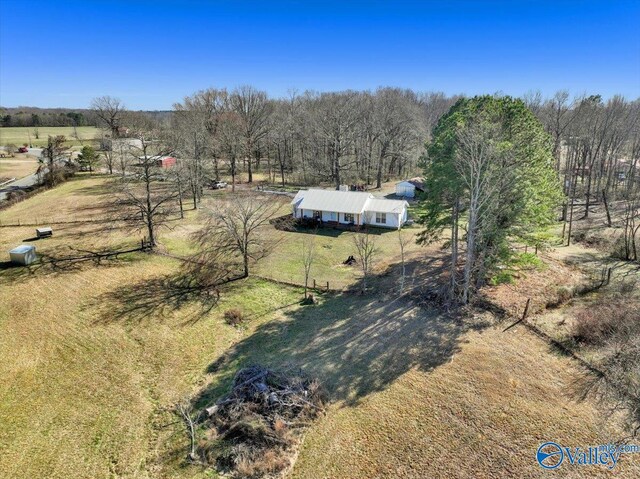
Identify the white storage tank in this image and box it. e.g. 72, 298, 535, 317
9, 245, 37, 265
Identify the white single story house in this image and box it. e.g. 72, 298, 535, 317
395, 177, 425, 198
291, 189, 409, 229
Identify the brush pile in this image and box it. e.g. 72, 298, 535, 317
203, 365, 326, 477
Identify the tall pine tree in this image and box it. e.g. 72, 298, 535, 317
418, 96, 562, 303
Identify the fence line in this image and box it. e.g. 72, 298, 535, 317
250, 274, 347, 293
0, 217, 116, 227
502, 295, 636, 410
37, 239, 153, 266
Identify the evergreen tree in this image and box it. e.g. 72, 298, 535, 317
418, 96, 562, 303
77, 145, 100, 172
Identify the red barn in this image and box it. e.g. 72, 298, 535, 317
156, 156, 177, 168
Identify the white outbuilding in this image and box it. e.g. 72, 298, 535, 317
395, 177, 425, 198
9, 245, 37, 265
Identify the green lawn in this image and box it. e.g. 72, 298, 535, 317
253, 223, 425, 290
0, 126, 100, 148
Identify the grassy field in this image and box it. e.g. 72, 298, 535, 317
0, 126, 100, 148
1, 175, 638, 478
0, 154, 38, 181
254, 221, 425, 290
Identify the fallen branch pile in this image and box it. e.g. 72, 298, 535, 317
202, 365, 326, 477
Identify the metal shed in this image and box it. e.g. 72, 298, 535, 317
395, 177, 425, 198
9, 245, 37, 265
36, 227, 53, 238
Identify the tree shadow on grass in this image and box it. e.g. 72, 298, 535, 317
0, 249, 145, 283
193, 257, 492, 410
90, 272, 227, 326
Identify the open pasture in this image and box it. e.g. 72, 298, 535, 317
0, 126, 100, 148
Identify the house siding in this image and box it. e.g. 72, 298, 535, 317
364, 211, 402, 229
292, 191, 408, 229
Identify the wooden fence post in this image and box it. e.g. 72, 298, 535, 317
502, 298, 531, 332
534, 244, 538, 255
326, 281, 329, 292
313, 279, 316, 289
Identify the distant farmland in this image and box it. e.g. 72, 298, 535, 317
0, 126, 100, 148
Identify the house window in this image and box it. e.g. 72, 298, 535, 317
376, 212, 387, 224
344, 213, 354, 223
314, 210, 322, 220
330, 212, 337, 221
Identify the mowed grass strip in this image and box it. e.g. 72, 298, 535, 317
0, 175, 117, 226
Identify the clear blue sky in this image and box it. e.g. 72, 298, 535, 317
1, 0, 638, 110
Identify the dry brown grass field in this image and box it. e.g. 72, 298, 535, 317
1, 175, 638, 478
0, 154, 39, 182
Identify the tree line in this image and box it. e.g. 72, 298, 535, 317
419, 92, 639, 304
0, 107, 96, 128
90, 88, 459, 190
524, 92, 640, 258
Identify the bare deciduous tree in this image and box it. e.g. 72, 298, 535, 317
397, 228, 410, 295
116, 125, 179, 247
200, 194, 282, 277
175, 400, 200, 462
301, 232, 316, 298
40, 135, 70, 186
454, 120, 500, 303
90, 96, 126, 138
230, 86, 272, 183
353, 228, 377, 293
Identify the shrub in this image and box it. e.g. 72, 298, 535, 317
556, 286, 574, 303
224, 308, 245, 326
5, 189, 26, 202
572, 296, 640, 345
489, 270, 515, 286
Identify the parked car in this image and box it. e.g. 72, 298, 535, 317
211, 180, 227, 189
18, 147, 28, 153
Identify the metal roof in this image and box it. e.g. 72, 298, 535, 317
366, 198, 409, 214
396, 177, 425, 191
10, 245, 35, 254
292, 189, 373, 214
291, 189, 408, 215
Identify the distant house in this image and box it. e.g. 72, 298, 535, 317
395, 177, 425, 198
155, 156, 177, 168
134, 155, 177, 168
291, 189, 409, 229
116, 126, 131, 137
108, 137, 143, 153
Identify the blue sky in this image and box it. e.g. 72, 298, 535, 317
1, 0, 638, 109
